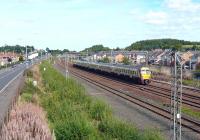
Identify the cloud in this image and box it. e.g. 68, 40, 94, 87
165, 0, 200, 12
144, 11, 168, 25
128, 0, 200, 41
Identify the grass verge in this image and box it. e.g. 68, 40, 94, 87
183, 79, 200, 88
182, 107, 200, 120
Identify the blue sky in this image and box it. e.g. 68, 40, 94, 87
0, 0, 200, 51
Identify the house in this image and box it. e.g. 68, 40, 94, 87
0, 52, 19, 66
90, 50, 148, 64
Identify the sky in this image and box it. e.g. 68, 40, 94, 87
0, 0, 200, 51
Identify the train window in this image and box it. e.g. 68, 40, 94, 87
146, 70, 151, 74
141, 70, 151, 74
141, 70, 146, 74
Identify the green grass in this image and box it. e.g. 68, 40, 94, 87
182, 107, 200, 120
183, 79, 200, 88
21, 61, 164, 140
20, 69, 43, 103
182, 45, 200, 48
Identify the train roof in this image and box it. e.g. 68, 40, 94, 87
75, 60, 148, 70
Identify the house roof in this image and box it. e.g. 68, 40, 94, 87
0, 52, 19, 59
181, 51, 194, 63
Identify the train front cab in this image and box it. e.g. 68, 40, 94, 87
140, 67, 151, 85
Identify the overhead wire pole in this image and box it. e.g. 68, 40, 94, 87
26, 46, 28, 68
146, 51, 148, 66
67, 53, 69, 77
170, 51, 183, 140
65, 53, 68, 79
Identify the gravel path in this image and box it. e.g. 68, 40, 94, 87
54, 63, 200, 140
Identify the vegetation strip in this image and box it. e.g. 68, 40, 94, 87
39, 61, 163, 140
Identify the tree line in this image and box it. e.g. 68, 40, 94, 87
0, 45, 35, 54
125, 39, 200, 51
83, 39, 200, 53
46, 47, 70, 56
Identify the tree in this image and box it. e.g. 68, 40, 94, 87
172, 44, 182, 51
82, 45, 110, 53
192, 45, 198, 51
98, 57, 110, 63
7, 57, 12, 63
122, 57, 130, 65
46, 47, 50, 53
19, 55, 24, 61
49, 49, 63, 56
114, 47, 120, 51
63, 49, 69, 53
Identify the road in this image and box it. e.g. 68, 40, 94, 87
0, 58, 46, 128
0, 64, 26, 92
0, 57, 46, 93
0, 63, 27, 127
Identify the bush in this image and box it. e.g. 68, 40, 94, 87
25, 70, 33, 78
98, 118, 139, 140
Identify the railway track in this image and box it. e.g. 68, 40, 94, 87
65, 61, 200, 110
57, 61, 200, 134
152, 79, 200, 93
148, 84, 200, 104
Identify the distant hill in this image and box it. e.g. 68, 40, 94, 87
82, 45, 110, 53
125, 39, 200, 51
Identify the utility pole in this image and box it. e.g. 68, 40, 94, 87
41, 50, 43, 60
146, 51, 148, 66
5, 50, 7, 69
87, 50, 89, 61
170, 52, 183, 140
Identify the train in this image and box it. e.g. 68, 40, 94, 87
73, 60, 151, 85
